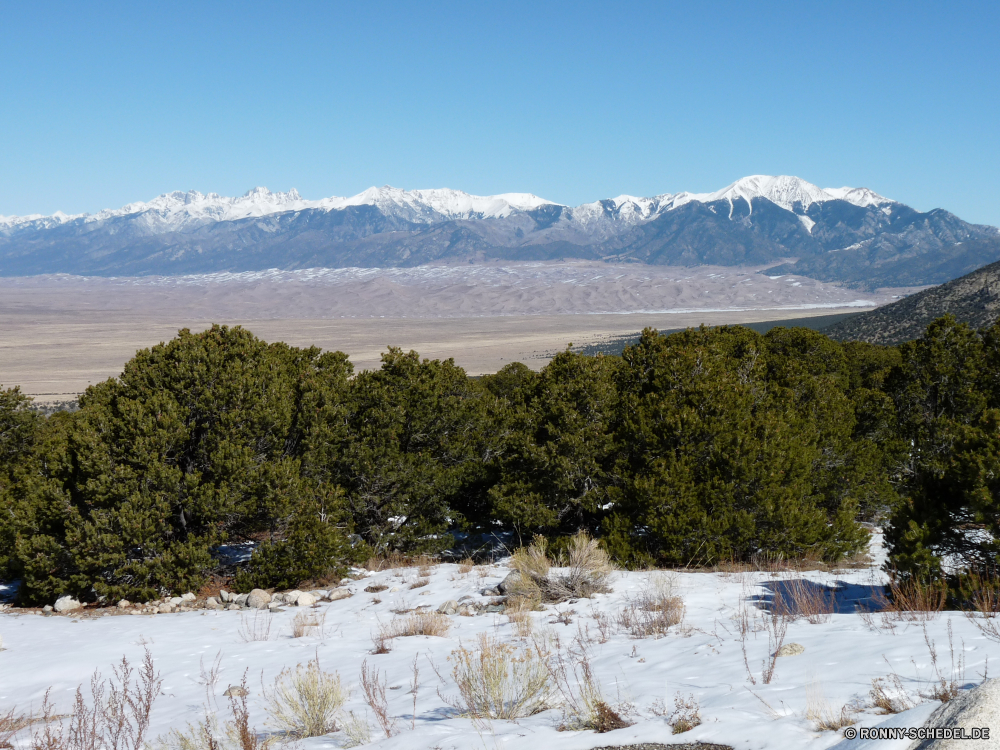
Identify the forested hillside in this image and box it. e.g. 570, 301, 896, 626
2, 315, 998, 605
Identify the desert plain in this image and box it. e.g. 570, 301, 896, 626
0, 261, 914, 402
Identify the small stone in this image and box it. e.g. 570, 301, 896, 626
181, 592, 196, 602
390, 587, 400, 592
223, 686, 249, 698
295, 593, 317, 607
219, 590, 231, 602
118, 600, 131, 609
271, 592, 287, 604
776, 643, 805, 657
54, 596, 82, 613
267, 602, 283, 610
228, 603, 241, 611
43, 605, 53, 612
327, 589, 351, 602
284, 590, 303, 604
309, 589, 329, 600
497, 570, 536, 597
437, 600, 459, 615
247, 589, 271, 609
480, 586, 500, 596
206, 597, 219, 607
169, 597, 184, 606
158, 603, 173, 614
234, 593, 249, 606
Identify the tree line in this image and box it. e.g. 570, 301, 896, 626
0, 316, 996, 604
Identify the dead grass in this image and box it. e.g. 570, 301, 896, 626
290, 611, 326, 639
29, 650, 162, 750
237, 610, 273, 643
651, 693, 702, 734
359, 661, 398, 739
458, 558, 475, 575
549, 636, 632, 733
869, 673, 914, 714
805, 681, 857, 731
963, 570, 1000, 642
511, 532, 614, 603
772, 579, 837, 624
263, 654, 347, 737
379, 612, 451, 641
0, 707, 30, 749
880, 576, 947, 622
448, 633, 554, 720
617, 574, 684, 638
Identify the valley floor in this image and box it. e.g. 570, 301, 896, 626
0, 261, 917, 402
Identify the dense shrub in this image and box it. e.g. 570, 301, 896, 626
6, 314, 999, 604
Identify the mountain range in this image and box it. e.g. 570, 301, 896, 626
2, 175, 997, 287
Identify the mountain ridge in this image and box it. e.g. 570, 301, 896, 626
1, 176, 996, 287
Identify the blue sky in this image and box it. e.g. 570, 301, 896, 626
2, 1, 998, 224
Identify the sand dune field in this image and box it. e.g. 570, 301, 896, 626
0, 262, 912, 402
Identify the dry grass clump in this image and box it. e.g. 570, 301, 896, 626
290, 611, 325, 639
506, 597, 537, 639
963, 570, 1000, 642
449, 633, 554, 720
458, 558, 475, 575
238, 610, 273, 642
805, 682, 857, 731
408, 577, 430, 590
661, 693, 702, 734
380, 612, 451, 640
0, 708, 30, 748
771, 579, 837, 624
30, 650, 162, 750
511, 533, 613, 603
359, 661, 398, 739
364, 584, 388, 594
154, 673, 267, 750
340, 711, 372, 748
617, 574, 684, 638
869, 674, 914, 714
549, 638, 632, 733
263, 655, 347, 737
880, 576, 947, 622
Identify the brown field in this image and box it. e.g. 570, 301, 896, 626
0, 263, 901, 403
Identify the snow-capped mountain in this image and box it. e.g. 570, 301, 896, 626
0, 176, 995, 288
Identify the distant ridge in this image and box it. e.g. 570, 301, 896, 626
1, 176, 997, 287
825, 259, 1000, 344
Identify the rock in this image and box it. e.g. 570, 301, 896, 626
219, 589, 231, 602
775, 643, 805, 657
309, 589, 329, 600
390, 587, 400, 592
223, 686, 249, 698
206, 597, 219, 607
234, 593, 249, 606
54, 596, 82, 613
169, 597, 184, 606
911, 677, 1000, 749
295, 593, 317, 607
157, 603, 173, 614
118, 600, 131, 609
497, 570, 536, 597
181, 592, 196, 602
267, 602, 283, 610
480, 586, 500, 596
247, 589, 271, 609
0, 634, 4, 650
327, 588, 351, 602
284, 590, 304, 604
42, 605, 53, 612
437, 600, 459, 615
228, 604, 241, 611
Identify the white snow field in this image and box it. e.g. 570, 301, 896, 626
0, 536, 989, 750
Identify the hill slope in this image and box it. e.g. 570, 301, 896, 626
825, 259, 1000, 344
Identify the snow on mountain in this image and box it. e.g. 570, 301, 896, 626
313, 186, 557, 222
668, 175, 895, 214
0, 177, 896, 234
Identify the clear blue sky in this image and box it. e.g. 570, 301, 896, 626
2, 1, 998, 224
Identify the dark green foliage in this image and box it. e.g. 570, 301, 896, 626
883, 315, 1000, 582
605, 326, 872, 566
8, 313, 1000, 604
6, 326, 356, 603
304, 348, 495, 553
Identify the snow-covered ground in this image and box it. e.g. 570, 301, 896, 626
0, 536, 988, 749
